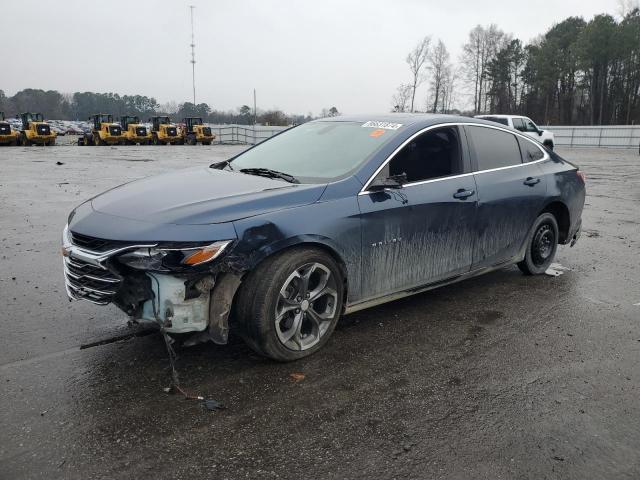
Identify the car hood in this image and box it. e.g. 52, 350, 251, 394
91, 167, 326, 225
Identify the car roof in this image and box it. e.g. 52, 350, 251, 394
314, 113, 493, 129
476, 114, 528, 119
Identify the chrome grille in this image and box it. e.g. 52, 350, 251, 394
69, 231, 129, 252
64, 255, 122, 305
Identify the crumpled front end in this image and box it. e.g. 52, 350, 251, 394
62, 224, 241, 342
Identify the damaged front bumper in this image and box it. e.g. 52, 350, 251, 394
62, 225, 242, 342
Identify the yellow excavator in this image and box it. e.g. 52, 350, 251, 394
181, 117, 215, 145
120, 116, 151, 145
19, 112, 56, 146
79, 114, 123, 146
149, 116, 182, 145
0, 112, 19, 146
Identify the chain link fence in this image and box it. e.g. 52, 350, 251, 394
208, 125, 289, 145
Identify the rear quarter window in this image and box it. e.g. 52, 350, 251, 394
466, 125, 522, 170
517, 136, 545, 162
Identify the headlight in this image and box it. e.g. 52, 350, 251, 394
117, 240, 233, 271
62, 224, 71, 257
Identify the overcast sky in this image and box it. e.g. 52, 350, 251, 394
2, 0, 624, 115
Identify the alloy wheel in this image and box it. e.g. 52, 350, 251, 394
274, 262, 339, 351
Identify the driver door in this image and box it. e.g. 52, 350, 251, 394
357, 126, 477, 302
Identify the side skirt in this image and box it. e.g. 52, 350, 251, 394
343, 258, 518, 315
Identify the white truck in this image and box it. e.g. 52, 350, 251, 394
475, 114, 555, 150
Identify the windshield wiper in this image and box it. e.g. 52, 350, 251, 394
210, 159, 234, 170
239, 168, 299, 184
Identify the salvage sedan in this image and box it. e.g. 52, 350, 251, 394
63, 115, 585, 361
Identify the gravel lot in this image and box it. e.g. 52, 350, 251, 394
0, 144, 639, 479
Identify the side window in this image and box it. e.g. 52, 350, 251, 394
512, 118, 526, 132
483, 116, 509, 126
466, 126, 522, 170
518, 136, 545, 162
386, 127, 463, 183
524, 118, 539, 132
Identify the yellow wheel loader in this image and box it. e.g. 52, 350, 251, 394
0, 112, 19, 146
18, 113, 57, 146
79, 114, 123, 146
149, 116, 182, 145
181, 117, 215, 145
120, 116, 152, 145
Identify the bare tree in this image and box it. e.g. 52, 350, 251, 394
428, 39, 451, 113
406, 37, 431, 112
440, 66, 458, 113
461, 25, 505, 114
391, 84, 413, 112
617, 0, 640, 17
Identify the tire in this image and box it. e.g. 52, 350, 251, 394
236, 247, 344, 361
518, 212, 559, 275
187, 135, 196, 145
202, 141, 211, 146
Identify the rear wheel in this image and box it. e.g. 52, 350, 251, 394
236, 248, 344, 361
518, 213, 559, 275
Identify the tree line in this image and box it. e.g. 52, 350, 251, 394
394, 8, 640, 125
0, 89, 318, 126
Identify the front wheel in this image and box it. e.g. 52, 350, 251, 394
236, 248, 344, 361
518, 213, 559, 275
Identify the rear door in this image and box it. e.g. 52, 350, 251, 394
464, 125, 548, 269
358, 125, 477, 300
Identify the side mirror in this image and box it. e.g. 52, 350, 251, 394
368, 173, 407, 192
538, 129, 543, 136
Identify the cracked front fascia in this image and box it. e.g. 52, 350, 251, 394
128, 253, 246, 343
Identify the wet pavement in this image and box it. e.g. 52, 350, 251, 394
1, 144, 639, 479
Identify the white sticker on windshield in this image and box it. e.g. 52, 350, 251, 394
361, 121, 403, 130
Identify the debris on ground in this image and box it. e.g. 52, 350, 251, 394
160, 329, 225, 411
545, 263, 571, 277
289, 372, 305, 383
55, 161, 64, 165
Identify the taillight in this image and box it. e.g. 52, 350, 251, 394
576, 170, 586, 183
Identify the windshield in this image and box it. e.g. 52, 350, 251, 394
228, 121, 394, 183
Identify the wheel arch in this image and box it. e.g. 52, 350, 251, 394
540, 200, 570, 243
236, 236, 350, 311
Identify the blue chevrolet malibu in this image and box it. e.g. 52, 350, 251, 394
63, 114, 585, 361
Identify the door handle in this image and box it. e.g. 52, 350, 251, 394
524, 177, 541, 186
453, 189, 475, 200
